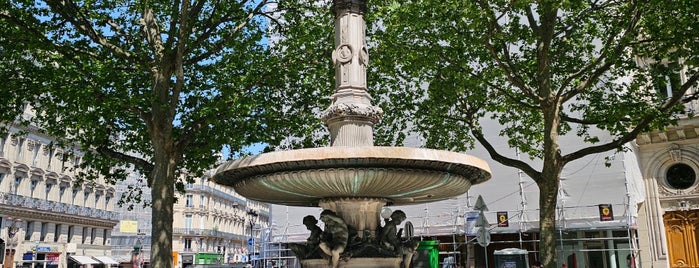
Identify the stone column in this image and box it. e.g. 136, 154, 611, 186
322, 0, 383, 147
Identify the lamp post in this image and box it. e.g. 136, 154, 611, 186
131, 237, 142, 268
246, 209, 258, 267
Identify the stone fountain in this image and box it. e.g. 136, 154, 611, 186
212, 1, 491, 267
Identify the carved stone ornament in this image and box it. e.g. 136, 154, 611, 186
27, 140, 38, 151
359, 46, 369, 66
10, 137, 19, 146
43, 146, 51, 155
658, 185, 680, 197
333, 0, 367, 16
321, 103, 384, 124
333, 44, 353, 65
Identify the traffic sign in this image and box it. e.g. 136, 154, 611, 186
475, 211, 489, 227
473, 195, 489, 211
247, 238, 254, 246
476, 228, 490, 247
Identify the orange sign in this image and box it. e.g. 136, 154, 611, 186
497, 211, 509, 227
599, 204, 614, 221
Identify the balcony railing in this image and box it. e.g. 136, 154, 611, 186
185, 184, 245, 206
0, 192, 119, 221
173, 228, 248, 241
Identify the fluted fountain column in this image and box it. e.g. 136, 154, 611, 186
322, 0, 383, 147
319, 0, 386, 238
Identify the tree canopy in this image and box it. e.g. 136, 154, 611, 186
367, 1, 699, 267
0, 1, 333, 266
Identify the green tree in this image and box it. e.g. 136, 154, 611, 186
368, 1, 699, 267
0, 1, 330, 267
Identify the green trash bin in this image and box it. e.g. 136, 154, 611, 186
411, 240, 439, 268
494, 248, 529, 268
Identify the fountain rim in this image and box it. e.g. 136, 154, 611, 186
212, 146, 491, 185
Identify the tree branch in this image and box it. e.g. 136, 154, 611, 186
437, 53, 539, 110
466, 119, 543, 182
96, 146, 154, 176
164, 0, 182, 51
525, 6, 539, 36
45, 0, 141, 64
174, 70, 273, 151
0, 13, 102, 66
186, 0, 268, 64
476, 0, 539, 100
560, 1, 644, 102
560, 112, 630, 125
139, 7, 165, 62
563, 71, 699, 162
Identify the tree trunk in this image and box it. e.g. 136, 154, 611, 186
147, 52, 178, 268
538, 170, 563, 268
150, 150, 176, 268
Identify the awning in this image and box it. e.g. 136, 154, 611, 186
69, 255, 99, 265
92, 256, 119, 265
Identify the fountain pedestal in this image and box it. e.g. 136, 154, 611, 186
301, 258, 401, 268
319, 198, 386, 238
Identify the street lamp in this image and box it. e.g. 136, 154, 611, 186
246, 209, 258, 267
132, 237, 142, 268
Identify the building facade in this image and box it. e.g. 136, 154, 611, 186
635, 116, 699, 268
1, 107, 119, 268
110, 171, 270, 268
172, 173, 270, 267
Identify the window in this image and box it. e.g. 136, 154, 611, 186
40, 222, 48, 241
30, 180, 38, 197
84, 191, 90, 205
200, 195, 206, 208
666, 163, 696, 190
105, 196, 111, 210
82, 227, 88, 244
55, 224, 62, 242
72, 188, 79, 205
45, 184, 53, 200
47, 146, 54, 169
13, 176, 21, 195
103, 229, 108, 245
91, 228, 96, 244
95, 192, 102, 208
16, 138, 24, 159
67, 226, 74, 243
652, 62, 682, 98
25, 221, 33, 241
184, 238, 192, 251
186, 194, 193, 207
0, 134, 5, 156
31, 141, 40, 166
185, 215, 193, 231
59, 185, 67, 202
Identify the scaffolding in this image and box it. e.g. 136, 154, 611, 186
259, 149, 642, 268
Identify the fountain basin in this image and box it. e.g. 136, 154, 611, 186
213, 146, 490, 206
